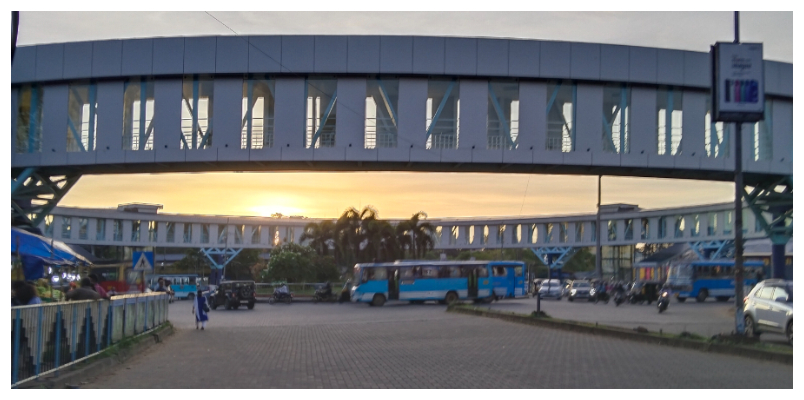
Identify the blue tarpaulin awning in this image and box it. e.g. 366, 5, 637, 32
11, 227, 92, 280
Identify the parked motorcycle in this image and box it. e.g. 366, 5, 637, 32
657, 290, 670, 313
613, 290, 625, 307
313, 281, 351, 304
269, 285, 292, 304
590, 287, 610, 304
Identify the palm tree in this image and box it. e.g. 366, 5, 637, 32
363, 218, 398, 262
300, 220, 335, 256
405, 211, 435, 258
335, 207, 362, 266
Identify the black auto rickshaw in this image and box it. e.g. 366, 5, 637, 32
628, 281, 662, 304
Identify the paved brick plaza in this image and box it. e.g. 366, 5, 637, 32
85, 300, 792, 389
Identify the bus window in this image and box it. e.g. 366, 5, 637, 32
493, 266, 506, 277
422, 266, 439, 278
477, 267, 489, 278
373, 267, 387, 281
437, 266, 451, 278
362, 268, 374, 283
189, 277, 197, 285
412, 266, 423, 278
448, 266, 461, 278
399, 268, 413, 279
514, 267, 523, 277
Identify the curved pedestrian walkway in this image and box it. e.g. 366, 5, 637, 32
85, 302, 792, 389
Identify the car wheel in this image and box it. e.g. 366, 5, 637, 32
211, 301, 218, 310
556, 295, 561, 301
568, 296, 574, 302
225, 299, 231, 310
696, 289, 708, 303
445, 291, 459, 305
744, 315, 761, 337
247, 302, 255, 310
786, 321, 792, 345
372, 293, 386, 307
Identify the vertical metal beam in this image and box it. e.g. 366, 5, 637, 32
620, 86, 627, 153
88, 84, 96, 151
28, 86, 39, 152
54, 306, 61, 370
139, 80, 147, 150
246, 79, 254, 148
665, 90, 673, 155
36, 306, 43, 376
571, 84, 577, 151
192, 78, 199, 149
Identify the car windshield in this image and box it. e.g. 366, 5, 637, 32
573, 282, 590, 288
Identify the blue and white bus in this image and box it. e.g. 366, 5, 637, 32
350, 260, 527, 306
665, 260, 764, 303
146, 274, 201, 300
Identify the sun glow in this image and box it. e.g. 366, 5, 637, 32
250, 204, 305, 218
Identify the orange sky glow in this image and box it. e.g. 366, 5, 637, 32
59, 172, 735, 219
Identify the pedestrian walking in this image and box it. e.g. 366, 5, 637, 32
191, 289, 209, 330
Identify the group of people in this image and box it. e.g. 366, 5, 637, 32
11, 274, 112, 306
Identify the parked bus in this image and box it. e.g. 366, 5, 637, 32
89, 263, 144, 294
350, 260, 527, 306
665, 259, 765, 303
146, 274, 202, 300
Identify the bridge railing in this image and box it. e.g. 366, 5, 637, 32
10, 292, 169, 388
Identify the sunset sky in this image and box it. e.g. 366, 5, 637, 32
15, 11, 792, 219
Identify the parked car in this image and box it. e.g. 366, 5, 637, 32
743, 279, 793, 345
567, 280, 592, 302
538, 279, 563, 300
209, 280, 256, 310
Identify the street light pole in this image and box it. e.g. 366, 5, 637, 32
732, 11, 746, 335
595, 175, 602, 279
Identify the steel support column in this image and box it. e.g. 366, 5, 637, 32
743, 175, 792, 279
12, 168, 81, 229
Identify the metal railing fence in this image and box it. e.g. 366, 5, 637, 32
11, 292, 169, 387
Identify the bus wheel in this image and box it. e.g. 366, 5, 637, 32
716, 296, 729, 302
372, 294, 386, 307
695, 289, 708, 303
187, 293, 195, 301
445, 291, 459, 305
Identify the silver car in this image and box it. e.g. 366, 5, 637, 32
567, 280, 592, 302
743, 279, 793, 345
538, 280, 563, 300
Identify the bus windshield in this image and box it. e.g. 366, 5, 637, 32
668, 264, 693, 279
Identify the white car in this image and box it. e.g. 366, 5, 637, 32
538, 279, 563, 300
743, 279, 793, 345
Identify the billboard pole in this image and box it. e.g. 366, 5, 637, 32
732, 11, 746, 335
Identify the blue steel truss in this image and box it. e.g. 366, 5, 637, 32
12, 168, 81, 229
201, 248, 242, 270
311, 89, 338, 147
688, 240, 734, 260
530, 247, 578, 269
425, 80, 456, 141
743, 176, 793, 245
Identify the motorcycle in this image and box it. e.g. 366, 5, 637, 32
269, 285, 292, 304
590, 287, 609, 304
313, 281, 351, 304
657, 290, 670, 313
613, 290, 625, 307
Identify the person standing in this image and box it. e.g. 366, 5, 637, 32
65, 278, 102, 301
88, 273, 109, 299
191, 289, 209, 330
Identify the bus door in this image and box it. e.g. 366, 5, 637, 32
477, 266, 492, 298
466, 266, 478, 298
388, 268, 400, 300
506, 267, 517, 298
